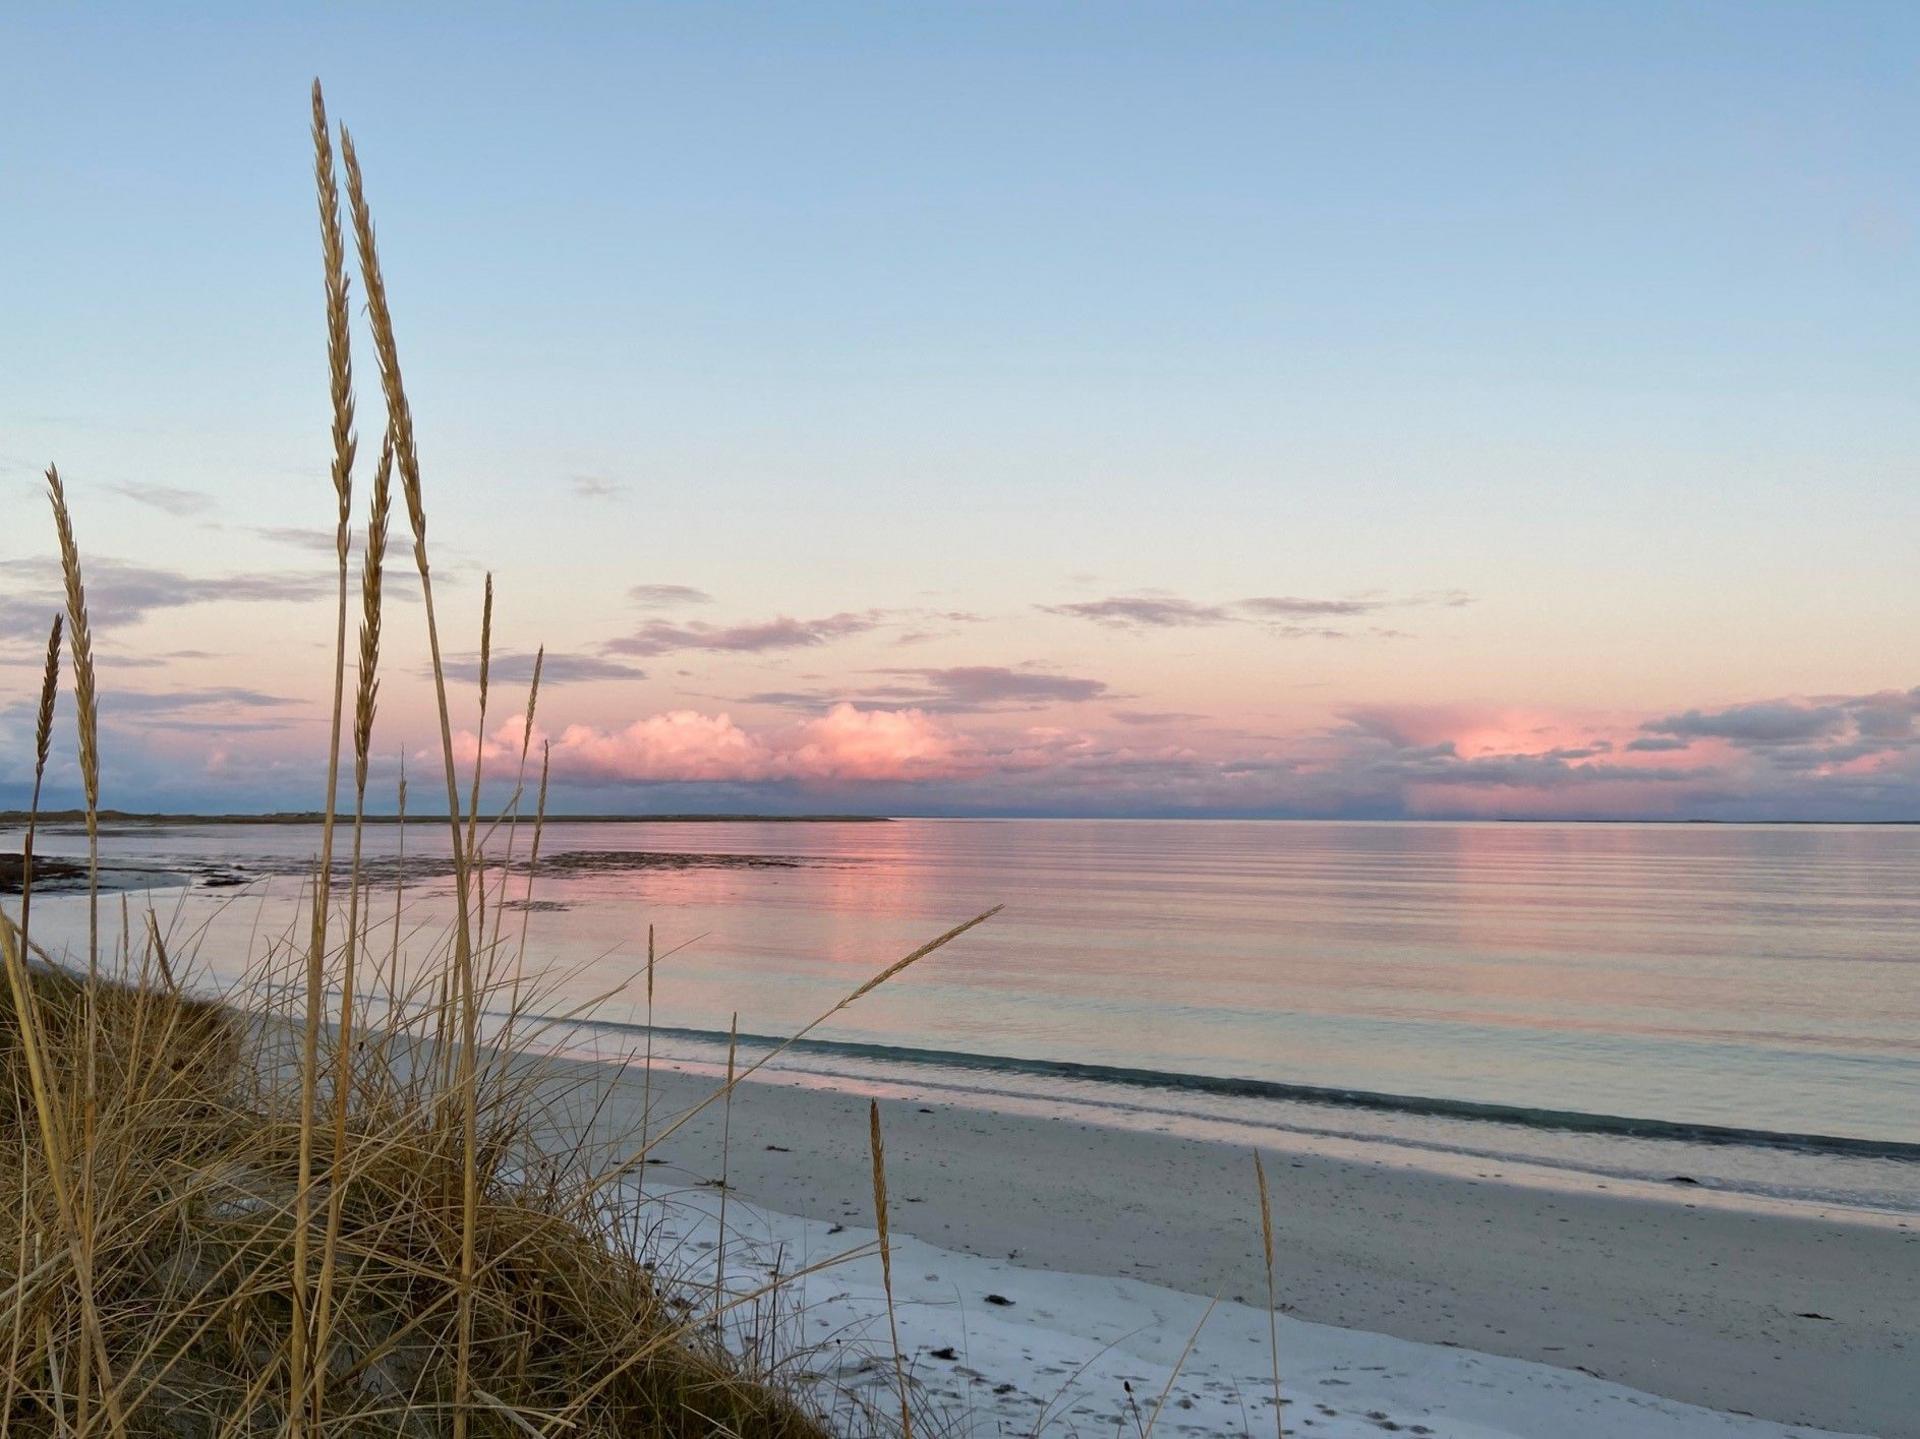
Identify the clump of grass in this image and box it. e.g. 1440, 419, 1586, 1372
0, 948, 834, 1438
0, 79, 995, 1439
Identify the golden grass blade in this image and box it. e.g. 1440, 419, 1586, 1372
43, 463, 120, 1435
542, 1237, 880, 1432
44, 469, 98, 973
314, 78, 358, 538
464, 573, 493, 844
296, 77, 360, 1434
0, 915, 70, 1214
715, 1013, 738, 1316
354, 431, 394, 796
469, 1387, 561, 1438
869, 1101, 912, 1439
7, 612, 65, 1437
462, 574, 494, 957
313, 427, 395, 1400
388, 760, 408, 1026
340, 127, 473, 922
141, 912, 179, 998
341, 121, 483, 1439
510, 739, 551, 995
637, 923, 654, 1199
0, 922, 123, 1435
594, 904, 1000, 1194
488, 646, 543, 966
1143, 1295, 1218, 1439
1255, 1151, 1283, 1439
18, 614, 61, 957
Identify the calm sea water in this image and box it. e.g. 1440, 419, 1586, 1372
13, 818, 1920, 1212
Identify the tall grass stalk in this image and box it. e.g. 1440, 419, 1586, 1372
487, 649, 543, 990
44, 471, 97, 978
1255, 1151, 1283, 1439
462, 574, 494, 938
1, 83, 1001, 1439
387, 759, 407, 1021
293, 77, 360, 1437
869, 1101, 912, 1439
341, 121, 486, 1439
45, 463, 114, 1436
8, 615, 65, 1439
313, 427, 393, 1400
18, 616, 61, 959
638, 923, 655, 1198
512, 740, 551, 980
593, 905, 1000, 1195
1144, 1296, 1218, 1439
715, 1013, 739, 1316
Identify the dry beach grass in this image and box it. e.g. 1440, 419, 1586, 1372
0, 81, 1019, 1438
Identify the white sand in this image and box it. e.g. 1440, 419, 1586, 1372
525, 1053, 1916, 1439
649, 1183, 1872, 1439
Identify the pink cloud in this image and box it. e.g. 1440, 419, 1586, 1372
784, 704, 965, 781
422, 682, 1920, 818
555, 710, 769, 782
451, 702, 971, 786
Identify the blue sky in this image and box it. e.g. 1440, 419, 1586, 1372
4, 3, 1920, 817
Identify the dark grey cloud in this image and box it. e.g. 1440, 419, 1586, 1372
741, 664, 1109, 713
1624, 736, 1692, 753
1238, 596, 1382, 617
1041, 595, 1232, 628
1324, 712, 1714, 796
104, 687, 299, 715
438, 650, 646, 686
1642, 702, 1850, 747
607, 611, 880, 657
106, 481, 215, 517
86, 686, 308, 734
1044, 589, 1473, 634
1642, 690, 1920, 778
628, 584, 713, 609
571, 475, 627, 500
98, 648, 222, 671
1849, 691, 1920, 741
891, 609, 989, 646
249, 525, 338, 553
876, 666, 1108, 710
0, 556, 335, 639
1240, 590, 1471, 621
736, 691, 832, 710
1384, 753, 1711, 790
1539, 742, 1613, 760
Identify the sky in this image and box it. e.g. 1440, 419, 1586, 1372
4, 2, 1919, 819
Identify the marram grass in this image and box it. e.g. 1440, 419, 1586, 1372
0, 79, 1000, 1439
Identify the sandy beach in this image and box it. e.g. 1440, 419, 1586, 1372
520, 1047, 1916, 1438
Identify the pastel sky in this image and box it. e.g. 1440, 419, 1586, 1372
5, 2, 1920, 819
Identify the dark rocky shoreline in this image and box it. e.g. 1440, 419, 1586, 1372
0, 853, 88, 894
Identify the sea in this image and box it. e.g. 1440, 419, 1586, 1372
9, 816, 1919, 1216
